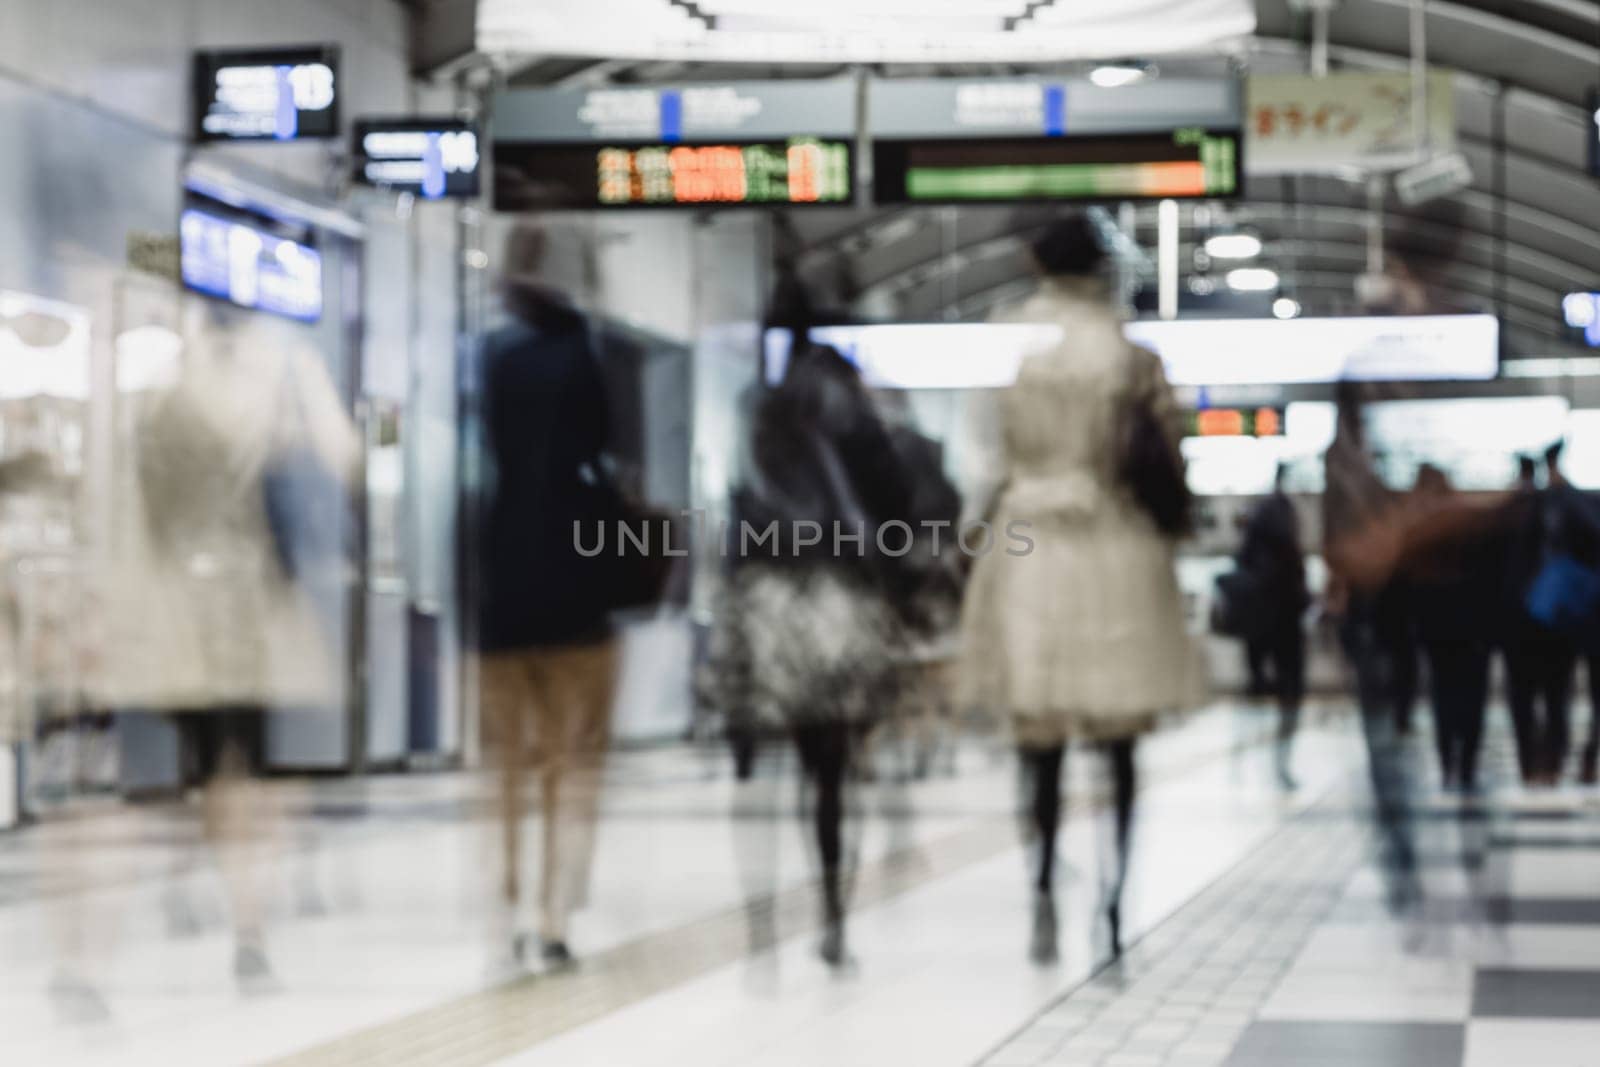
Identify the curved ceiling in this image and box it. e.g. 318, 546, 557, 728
477, 0, 1255, 63
494, 0, 1600, 353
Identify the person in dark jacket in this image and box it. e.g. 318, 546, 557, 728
472, 223, 619, 972
706, 342, 920, 967
1404, 465, 1501, 792
1235, 465, 1310, 788
1508, 442, 1600, 784
1501, 455, 1570, 786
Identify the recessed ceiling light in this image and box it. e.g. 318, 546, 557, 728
1272, 297, 1301, 319
1204, 233, 1262, 259
1089, 62, 1148, 88
1226, 268, 1279, 292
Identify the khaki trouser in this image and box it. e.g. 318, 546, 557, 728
480, 639, 617, 941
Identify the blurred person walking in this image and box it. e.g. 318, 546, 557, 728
1404, 465, 1501, 793
1223, 464, 1310, 789
1322, 384, 1421, 914
102, 298, 359, 993
1511, 442, 1600, 784
1502, 455, 1572, 786
959, 214, 1204, 965
470, 224, 631, 972
706, 342, 922, 967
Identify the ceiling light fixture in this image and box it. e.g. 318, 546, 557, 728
1272, 297, 1301, 319
1226, 268, 1280, 292
1089, 62, 1148, 88
1203, 233, 1262, 259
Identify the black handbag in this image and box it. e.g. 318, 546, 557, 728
579, 465, 675, 615
1117, 355, 1193, 537
1211, 568, 1269, 638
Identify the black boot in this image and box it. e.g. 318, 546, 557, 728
1029, 891, 1059, 965
819, 868, 848, 967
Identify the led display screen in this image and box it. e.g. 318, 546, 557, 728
193, 46, 340, 142
872, 128, 1240, 204
180, 202, 323, 322
353, 118, 481, 198
492, 138, 853, 211
1185, 408, 1284, 438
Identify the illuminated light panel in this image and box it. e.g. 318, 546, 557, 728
876, 128, 1240, 205
1186, 407, 1284, 438
596, 139, 850, 206
907, 159, 1209, 200
497, 138, 851, 210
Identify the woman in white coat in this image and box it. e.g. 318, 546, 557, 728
960, 215, 1204, 964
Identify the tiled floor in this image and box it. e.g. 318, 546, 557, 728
0, 704, 1356, 1066
10, 704, 1600, 1066
982, 707, 1600, 1067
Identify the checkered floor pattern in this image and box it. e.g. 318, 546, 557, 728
982, 715, 1600, 1067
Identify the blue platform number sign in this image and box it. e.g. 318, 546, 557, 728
1043, 84, 1067, 138
274, 65, 298, 140
421, 132, 446, 199
659, 90, 684, 144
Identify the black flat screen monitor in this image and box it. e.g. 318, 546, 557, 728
353, 118, 481, 199
493, 138, 853, 211
193, 45, 340, 142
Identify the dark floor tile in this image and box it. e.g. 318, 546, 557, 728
1330, 895, 1600, 927
1492, 834, 1600, 850
1224, 1021, 1464, 1067
1473, 969, 1600, 1019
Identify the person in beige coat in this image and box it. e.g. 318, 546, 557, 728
98, 299, 359, 990
959, 214, 1205, 965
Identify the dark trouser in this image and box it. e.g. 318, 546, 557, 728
1422, 640, 1491, 789
1263, 624, 1307, 739
1504, 639, 1577, 782
1584, 651, 1600, 780
1389, 630, 1420, 736
1340, 608, 1419, 910
792, 721, 853, 922
1021, 739, 1137, 905
1245, 637, 1272, 698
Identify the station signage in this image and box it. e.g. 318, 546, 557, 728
193, 46, 340, 142
491, 80, 856, 210
1245, 71, 1455, 175
180, 196, 322, 322
353, 118, 481, 199
867, 78, 1243, 205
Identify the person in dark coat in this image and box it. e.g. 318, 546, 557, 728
1403, 465, 1501, 792
471, 223, 619, 972
1235, 465, 1310, 788
1507, 442, 1600, 784
706, 342, 920, 967
1500, 455, 1568, 785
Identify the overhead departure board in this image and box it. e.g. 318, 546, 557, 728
868, 77, 1242, 205
492, 80, 856, 211
495, 139, 851, 209
874, 128, 1240, 204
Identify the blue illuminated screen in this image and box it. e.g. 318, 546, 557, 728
180, 208, 323, 322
